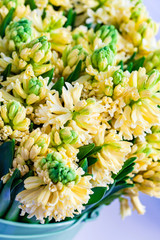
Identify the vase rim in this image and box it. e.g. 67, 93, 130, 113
0, 217, 75, 228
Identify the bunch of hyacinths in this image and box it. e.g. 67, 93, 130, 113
0, 0, 160, 227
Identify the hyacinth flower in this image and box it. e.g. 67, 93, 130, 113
2, 76, 50, 105
29, 5, 66, 33
144, 49, 160, 72
12, 128, 50, 175
89, 44, 117, 72
34, 82, 104, 136
127, 139, 152, 173
16, 152, 93, 223
89, 129, 132, 187
91, 25, 118, 51
76, 65, 124, 99
0, 36, 52, 75
0, 100, 30, 131
113, 68, 160, 140
50, 127, 79, 158
133, 161, 160, 198
4, 18, 32, 52
62, 44, 88, 77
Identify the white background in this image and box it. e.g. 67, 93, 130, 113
75, 1, 160, 240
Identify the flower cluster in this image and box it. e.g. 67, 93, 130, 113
0, 0, 160, 224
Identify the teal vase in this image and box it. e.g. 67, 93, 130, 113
0, 208, 101, 240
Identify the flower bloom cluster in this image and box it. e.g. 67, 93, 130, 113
0, 0, 160, 223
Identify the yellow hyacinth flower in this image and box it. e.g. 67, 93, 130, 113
16, 152, 93, 223
0, 100, 30, 132
13, 128, 50, 175
89, 130, 132, 186
35, 82, 105, 136
128, 139, 152, 174
133, 161, 160, 198
113, 68, 160, 140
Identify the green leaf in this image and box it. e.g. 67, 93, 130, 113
0, 140, 15, 178
20, 214, 40, 224
42, 8, 46, 20
79, 158, 88, 173
112, 157, 136, 181
115, 165, 135, 182
2, 63, 12, 81
11, 179, 23, 197
86, 187, 107, 205
29, 122, 34, 132
4, 170, 34, 221
25, 0, 37, 10
0, 180, 3, 192
51, 77, 64, 95
121, 157, 136, 170
118, 60, 124, 70
132, 57, 145, 71
64, 9, 76, 29
4, 200, 20, 222
86, 146, 102, 157
77, 143, 95, 161
66, 60, 82, 83
87, 157, 98, 166
41, 68, 54, 86
127, 62, 133, 72
0, 168, 20, 217
0, 8, 15, 38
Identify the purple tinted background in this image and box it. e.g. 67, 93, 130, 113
75, 1, 160, 239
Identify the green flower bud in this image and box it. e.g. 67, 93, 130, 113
112, 69, 124, 86
48, 159, 77, 185
7, 101, 19, 120
59, 128, 78, 144
28, 77, 43, 96
91, 45, 116, 71
95, 25, 118, 46
5, 18, 32, 50
50, 128, 78, 147
40, 152, 77, 185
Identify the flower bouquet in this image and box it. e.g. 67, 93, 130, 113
0, 0, 160, 239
